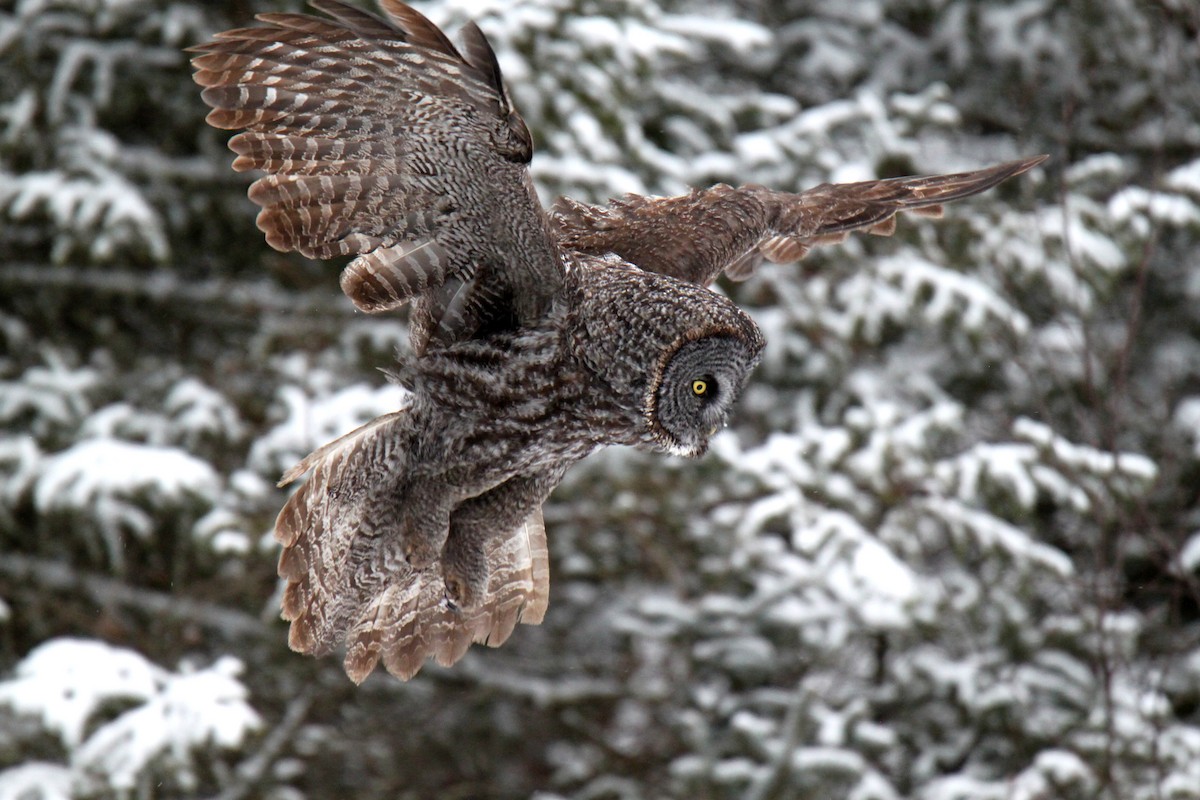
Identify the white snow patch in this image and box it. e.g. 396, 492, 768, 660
0, 763, 73, 800
1166, 157, 1200, 196
0, 165, 169, 263
35, 438, 221, 519
0, 435, 42, 505
658, 15, 772, 53
73, 657, 260, 791
193, 508, 251, 555
0, 356, 99, 432
1014, 417, 1158, 483
1065, 152, 1128, 185
923, 495, 1074, 576
164, 377, 244, 444
0, 638, 161, 747
250, 382, 410, 476
0, 640, 260, 792
1175, 397, 1200, 456
825, 537, 918, 629
1109, 186, 1200, 228
1180, 532, 1200, 573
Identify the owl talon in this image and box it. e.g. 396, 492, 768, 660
442, 569, 484, 612
403, 539, 440, 571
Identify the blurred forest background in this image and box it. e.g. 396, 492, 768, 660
2, 0, 1200, 798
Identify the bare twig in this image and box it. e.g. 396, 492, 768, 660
447, 659, 621, 707
208, 688, 315, 800
0, 263, 348, 318
0, 554, 266, 639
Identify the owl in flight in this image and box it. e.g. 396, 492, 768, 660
191, 0, 1045, 682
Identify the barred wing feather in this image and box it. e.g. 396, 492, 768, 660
275, 409, 549, 683
552, 156, 1047, 286
190, 0, 562, 349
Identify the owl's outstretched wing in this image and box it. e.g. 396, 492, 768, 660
275, 410, 550, 683
552, 156, 1047, 286
191, 0, 561, 350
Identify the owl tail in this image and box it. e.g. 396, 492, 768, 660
339, 508, 549, 683
274, 410, 550, 683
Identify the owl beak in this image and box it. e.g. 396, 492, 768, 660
707, 424, 720, 438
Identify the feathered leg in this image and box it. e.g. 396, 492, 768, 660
441, 471, 561, 610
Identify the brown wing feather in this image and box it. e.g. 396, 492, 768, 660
342, 507, 550, 683
190, 1, 560, 350
553, 155, 1047, 285
275, 408, 550, 683
275, 410, 413, 657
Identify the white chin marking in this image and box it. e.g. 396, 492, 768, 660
666, 440, 704, 458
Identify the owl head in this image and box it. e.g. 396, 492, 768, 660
647, 328, 762, 456
576, 263, 764, 457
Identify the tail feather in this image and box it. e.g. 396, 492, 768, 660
275, 409, 411, 656
275, 407, 550, 682
342, 508, 549, 683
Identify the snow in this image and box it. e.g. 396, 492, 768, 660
0, 165, 169, 263
920, 774, 1007, 800
73, 657, 260, 791
1175, 397, 1200, 457
692, 635, 776, 677
249, 381, 410, 476
889, 84, 961, 128
790, 745, 866, 775
564, 18, 692, 67
1181, 532, 1200, 573
0, 89, 36, 145
1167, 158, 1200, 196
164, 377, 245, 445
935, 443, 1039, 508
709, 757, 761, 784
0, 763, 73, 800
192, 507, 252, 555
0, 355, 98, 434
839, 539, 918, 627
0, 639, 260, 793
658, 14, 772, 54
1048, 205, 1127, 273
0, 638, 162, 748
34, 438, 221, 520
1014, 417, 1158, 483
1065, 152, 1128, 186
0, 435, 41, 506
872, 255, 1031, 336
1109, 186, 1200, 229
921, 496, 1074, 576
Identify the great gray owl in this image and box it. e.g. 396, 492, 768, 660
191, 0, 1045, 682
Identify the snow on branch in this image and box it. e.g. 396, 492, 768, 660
913, 496, 1073, 576
0, 162, 169, 264
35, 438, 220, 520
249, 381, 410, 478
0, 763, 73, 800
0, 639, 260, 794
1013, 417, 1158, 498
829, 253, 1029, 343
0, 554, 266, 639
0, 351, 99, 439
33, 437, 221, 571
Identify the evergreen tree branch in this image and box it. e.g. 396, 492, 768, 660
0, 553, 267, 639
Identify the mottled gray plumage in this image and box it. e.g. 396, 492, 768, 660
192, 0, 1044, 682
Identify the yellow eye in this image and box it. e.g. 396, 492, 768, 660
691, 379, 708, 396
